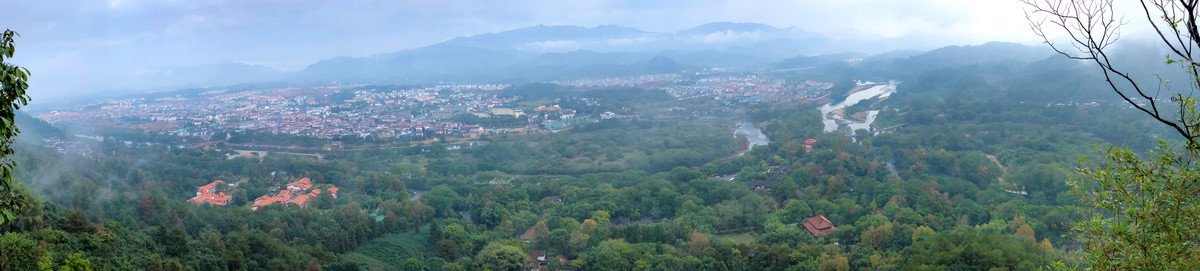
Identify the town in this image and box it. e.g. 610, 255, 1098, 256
34, 72, 834, 150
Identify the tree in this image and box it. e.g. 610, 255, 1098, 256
430, 220, 442, 243
64, 210, 92, 233
860, 222, 895, 249
61, 253, 92, 271
475, 242, 526, 271
0, 233, 47, 271
402, 258, 424, 271
817, 254, 849, 271
911, 226, 935, 242
0, 29, 32, 225
305, 260, 322, 271
580, 239, 641, 271
436, 239, 462, 261
1023, 0, 1200, 269
687, 230, 710, 255
422, 185, 460, 217
1015, 224, 1036, 243
590, 210, 610, 227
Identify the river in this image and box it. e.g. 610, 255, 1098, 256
733, 121, 769, 156
818, 82, 897, 133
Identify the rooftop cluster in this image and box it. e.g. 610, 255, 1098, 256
38, 84, 516, 139
251, 177, 338, 210
188, 180, 233, 206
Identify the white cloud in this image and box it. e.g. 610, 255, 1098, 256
605, 36, 658, 46
690, 30, 763, 44
520, 40, 581, 52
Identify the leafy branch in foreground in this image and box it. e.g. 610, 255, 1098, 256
1074, 141, 1200, 269
0, 29, 31, 225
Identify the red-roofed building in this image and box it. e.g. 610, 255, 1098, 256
189, 181, 232, 206
287, 177, 313, 191
251, 177, 338, 210
252, 195, 280, 210
210, 193, 232, 206
287, 195, 310, 206
802, 215, 836, 237
197, 180, 225, 196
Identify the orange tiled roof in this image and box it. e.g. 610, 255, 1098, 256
189, 180, 231, 206
253, 197, 280, 208
252, 178, 335, 210
210, 193, 232, 206
802, 215, 836, 237
199, 180, 225, 192
287, 177, 313, 191
287, 195, 310, 206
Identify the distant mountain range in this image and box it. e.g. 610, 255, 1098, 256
132, 22, 940, 90
87, 21, 1193, 107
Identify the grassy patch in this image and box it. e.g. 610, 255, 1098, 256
343, 231, 431, 270
717, 233, 756, 245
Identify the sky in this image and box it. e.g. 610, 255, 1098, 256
0, 0, 1128, 101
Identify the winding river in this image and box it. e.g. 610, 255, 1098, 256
733, 121, 769, 156
818, 82, 897, 133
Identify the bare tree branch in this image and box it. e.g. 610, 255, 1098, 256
1022, 0, 1200, 144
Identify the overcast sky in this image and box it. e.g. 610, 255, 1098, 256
0, 0, 1130, 100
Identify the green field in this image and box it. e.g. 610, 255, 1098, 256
342, 231, 431, 270
716, 233, 756, 245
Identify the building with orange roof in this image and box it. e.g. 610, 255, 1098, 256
287, 195, 310, 206
251, 177, 338, 210
287, 177, 313, 191
197, 180, 224, 195
802, 215, 836, 237
189, 180, 232, 206
251, 195, 280, 210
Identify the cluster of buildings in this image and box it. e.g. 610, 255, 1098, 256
37, 84, 521, 140
251, 177, 338, 210
552, 74, 683, 88
36, 72, 836, 147
188, 180, 233, 206
532, 104, 576, 120
41, 138, 96, 157
185, 178, 339, 210
554, 73, 833, 105
662, 76, 832, 103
